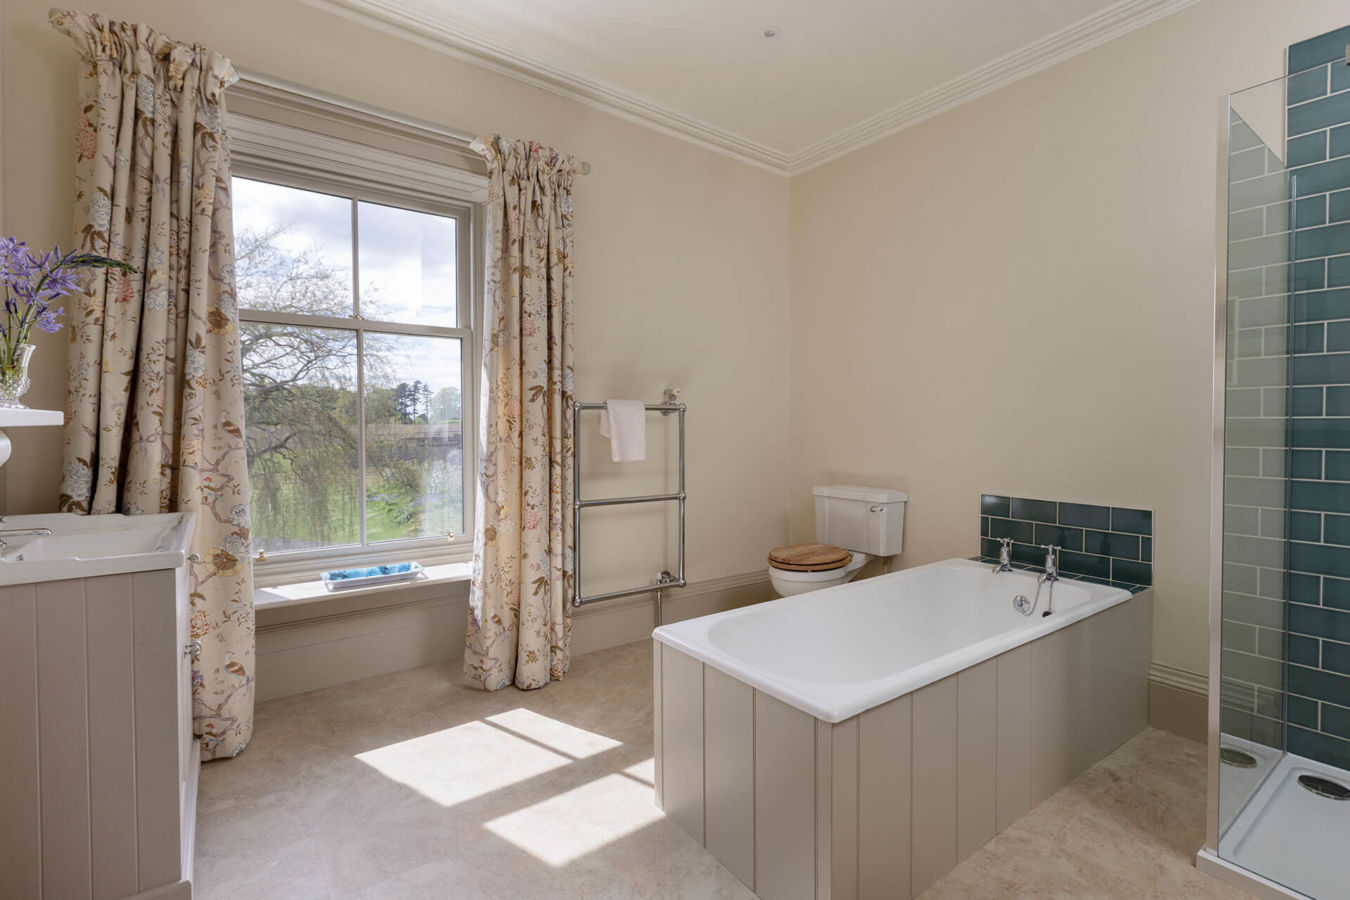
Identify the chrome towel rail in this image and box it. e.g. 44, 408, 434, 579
571, 399, 686, 624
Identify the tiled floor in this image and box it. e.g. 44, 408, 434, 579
196, 641, 1248, 899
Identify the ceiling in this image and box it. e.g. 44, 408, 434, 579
307, 0, 1199, 175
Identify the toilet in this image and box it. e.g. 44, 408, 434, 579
767, 485, 907, 597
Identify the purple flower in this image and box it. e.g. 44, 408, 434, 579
41, 267, 79, 298
34, 307, 64, 335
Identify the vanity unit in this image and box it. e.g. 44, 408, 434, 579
0, 512, 199, 899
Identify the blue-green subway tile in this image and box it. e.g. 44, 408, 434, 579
1331, 190, 1350, 223
1294, 222, 1350, 259
1293, 449, 1324, 479
1327, 386, 1350, 415
1289, 25, 1350, 73
1111, 559, 1152, 586
1233, 234, 1293, 269
981, 494, 1011, 517
1325, 640, 1350, 676
1259, 565, 1286, 597
1292, 352, 1350, 384
1082, 529, 1138, 559
1290, 572, 1322, 604
1268, 202, 1293, 236
1288, 694, 1320, 729
1291, 418, 1350, 448
1290, 632, 1322, 667
1326, 513, 1350, 545
1140, 537, 1152, 563
1292, 479, 1350, 512
1288, 64, 1329, 105
1294, 263, 1328, 295
1290, 602, 1350, 641
980, 538, 1001, 560
1322, 703, 1350, 741
1292, 511, 1323, 542
1223, 649, 1284, 689
1010, 497, 1057, 524
1290, 94, 1350, 140
1327, 320, 1350, 351
1295, 322, 1327, 353
1289, 663, 1350, 704
1329, 256, 1350, 289
981, 516, 990, 537
1325, 577, 1350, 610
1335, 59, 1350, 93
1292, 154, 1350, 196
1231, 208, 1265, 242
1327, 451, 1350, 480
1291, 541, 1350, 578
1288, 727, 1350, 769
1294, 387, 1324, 416
1223, 620, 1257, 653
1229, 146, 1269, 182
1111, 507, 1152, 535
1057, 502, 1110, 530
987, 517, 1034, 544
1010, 541, 1043, 568
1332, 123, 1350, 160
1290, 132, 1328, 169
1057, 550, 1111, 580
1255, 685, 1283, 718
1034, 524, 1083, 553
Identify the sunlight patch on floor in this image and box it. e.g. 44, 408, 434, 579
355, 718, 571, 807
483, 773, 664, 866
623, 757, 655, 786
485, 707, 622, 758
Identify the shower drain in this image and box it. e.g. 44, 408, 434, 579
1298, 774, 1350, 800
1220, 747, 1258, 768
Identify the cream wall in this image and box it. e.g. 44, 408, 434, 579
787, 0, 1350, 681
0, 0, 791, 593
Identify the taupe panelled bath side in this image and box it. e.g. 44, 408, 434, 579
50, 10, 255, 759
464, 136, 577, 690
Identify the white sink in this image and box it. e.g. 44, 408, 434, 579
0, 512, 193, 585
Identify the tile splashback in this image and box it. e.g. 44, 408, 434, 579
978, 494, 1153, 589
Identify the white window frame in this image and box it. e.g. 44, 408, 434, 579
229, 103, 488, 588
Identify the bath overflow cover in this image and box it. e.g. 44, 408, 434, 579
1297, 774, 1350, 800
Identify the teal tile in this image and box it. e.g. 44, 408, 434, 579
1058, 550, 1110, 580
1290, 131, 1328, 169
1010, 497, 1056, 524
1296, 195, 1328, 228
1292, 352, 1350, 384
1291, 572, 1322, 604
1292, 540, 1350, 577
1325, 640, 1350, 676
1322, 703, 1350, 741
1267, 202, 1292, 235
1232, 170, 1291, 210
1292, 322, 1324, 353
1111, 559, 1152, 586
1330, 388, 1350, 415
1293, 222, 1350, 259
980, 494, 1010, 517
1289, 727, 1350, 768
1083, 529, 1138, 559
1111, 507, 1152, 535
1332, 124, 1350, 160
1290, 602, 1350, 641
1223, 620, 1257, 653
1289, 92, 1350, 138
1058, 502, 1110, 530
1293, 480, 1350, 512
1292, 510, 1323, 541
988, 517, 1033, 543
1223, 648, 1284, 689
1326, 450, 1350, 480
1291, 418, 1350, 448
1140, 537, 1152, 563
1335, 59, 1350, 93
1294, 262, 1327, 294
1329, 255, 1350, 287
1288, 65, 1329, 105
1332, 190, 1350, 223
1294, 386, 1324, 416
1289, 662, 1350, 704
1229, 146, 1269, 181
1034, 523, 1083, 552
1255, 685, 1283, 718
1290, 632, 1321, 666
1327, 512, 1350, 545
1222, 590, 1283, 628
1325, 576, 1350, 610
1327, 320, 1350, 350
1289, 24, 1350, 72
1288, 694, 1319, 729
1231, 208, 1266, 241
1293, 449, 1324, 478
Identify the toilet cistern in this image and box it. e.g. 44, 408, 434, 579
767, 485, 907, 597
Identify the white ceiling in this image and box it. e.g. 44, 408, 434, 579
308, 0, 1199, 174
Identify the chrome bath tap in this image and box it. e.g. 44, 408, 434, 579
1038, 544, 1060, 615
991, 537, 1015, 573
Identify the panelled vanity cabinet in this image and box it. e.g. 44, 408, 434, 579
0, 512, 199, 899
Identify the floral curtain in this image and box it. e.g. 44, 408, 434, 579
51, 10, 254, 759
465, 136, 576, 690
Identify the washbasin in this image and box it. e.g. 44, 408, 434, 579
0, 512, 193, 585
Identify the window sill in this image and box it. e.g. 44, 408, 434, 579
255, 561, 473, 615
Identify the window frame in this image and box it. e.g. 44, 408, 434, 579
230, 114, 485, 588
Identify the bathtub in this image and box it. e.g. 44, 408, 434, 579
651, 557, 1152, 900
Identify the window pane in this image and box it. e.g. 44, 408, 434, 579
233, 177, 353, 317
243, 322, 361, 553
357, 201, 457, 326
363, 333, 464, 542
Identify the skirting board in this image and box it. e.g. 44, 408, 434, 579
1148, 662, 1208, 743
254, 570, 773, 702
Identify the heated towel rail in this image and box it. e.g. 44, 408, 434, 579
572, 397, 686, 623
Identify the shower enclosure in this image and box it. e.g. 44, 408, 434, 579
1203, 26, 1350, 900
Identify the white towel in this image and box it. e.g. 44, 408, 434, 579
599, 399, 647, 462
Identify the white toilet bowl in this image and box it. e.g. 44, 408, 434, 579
768, 548, 870, 597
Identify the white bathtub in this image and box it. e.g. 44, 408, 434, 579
654, 556, 1134, 723
652, 556, 1151, 899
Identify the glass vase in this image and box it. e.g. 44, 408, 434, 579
0, 344, 36, 408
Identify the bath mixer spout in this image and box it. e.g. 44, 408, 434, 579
992, 537, 1014, 573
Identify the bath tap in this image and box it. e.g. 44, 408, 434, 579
0, 527, 51, 561
1038, 544, 1060, 615
991, 537, 1015, 573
